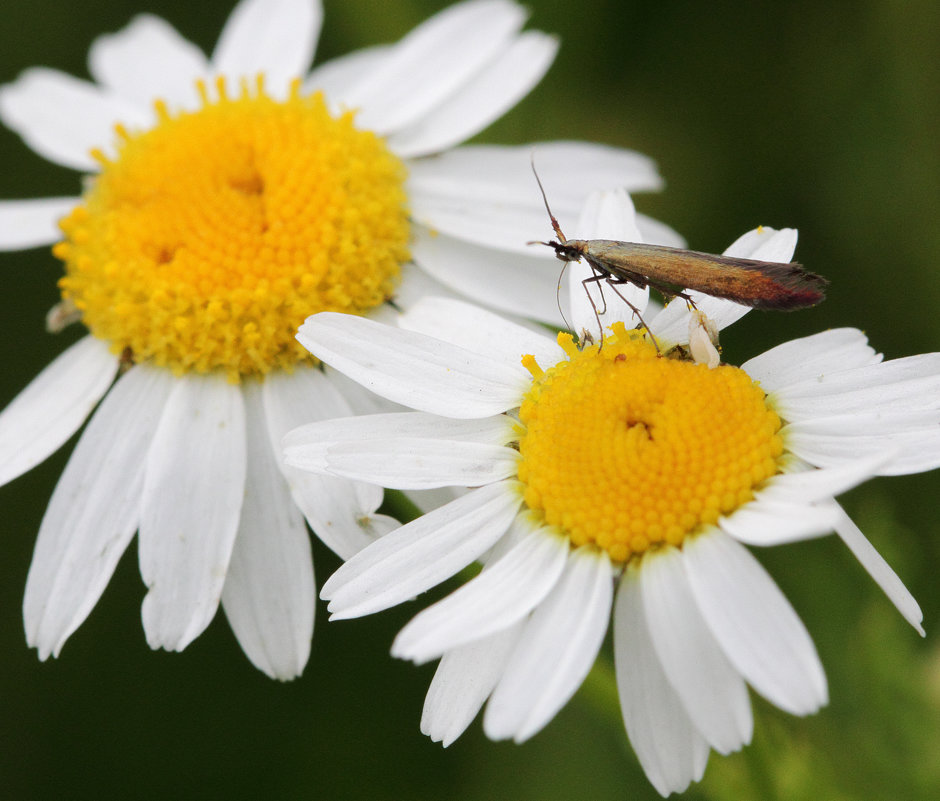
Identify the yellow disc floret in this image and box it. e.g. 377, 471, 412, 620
517, 323, 783, 563
53, 77, 410, 380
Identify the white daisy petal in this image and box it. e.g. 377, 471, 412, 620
720, 456, 895, 546
0, 336, 118, 488
483, 547, 613, 743
726, 226, 799, 263
288, 412, 510, 460
832, 504, 924, 635
650, 292, 749, 345
266, 365, 356, 430
783, 413, 940, 475
528, 141, 664, 200
786, 436, 940, 476
409, 228, 566, 327
221, 381, 314, 681
211, 0, 322, 90
0, 67, 151, 170
285, 415, 515, 487
636, 213, 687, 249
283, 468, 395, 559
285, 411, 511, 451
24, 364, 174, 659
0, 197, 77, 250
321, 482, 522, 619
742, 328, 880, 391
140, 374, 247, 651
298, 473, 398, 560
421, 623, 523, 747
393, 526, 568, 663
297, 312, 529, 418
684, 530, 828, 715
87, 14, 210, 108
640, 546, 753, 755
408, 141, 662, 253
772, 353, 940, 420
785, 409, 940, 436
404, 486, 464, 516
782, 409, 940, 438
303, 44, 390, 108
306, 437, 519, 489
321, 363, 403, 416
568, 189, 650, 339
386, 259, 465, 317
718, 500, 841, 546
345, 0, 526, 134
614, 565, 709, 797
575, 187, 643, 242
388, 30, 558, 158
760, 452, 895, 503
398, 296, 561, 365
262, 366, 392, 560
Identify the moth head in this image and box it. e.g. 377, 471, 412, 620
527, 239, 582, 263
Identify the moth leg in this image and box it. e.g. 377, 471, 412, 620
580, 272, 608, 347
653, 285, 697, 311
582, 265, 611, 315
604, 276, 662, 355
679, 290, 697, 312
556, 260, 573, 334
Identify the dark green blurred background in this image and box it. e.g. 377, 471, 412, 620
1, 1, 938, 798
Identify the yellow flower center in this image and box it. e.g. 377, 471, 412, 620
53, 77, 410, 380
517, 323, 784, 563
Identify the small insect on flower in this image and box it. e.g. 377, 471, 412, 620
530, 163, 828, 341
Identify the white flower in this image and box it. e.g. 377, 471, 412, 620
285, 198, 930, 794
0, 0, 666, 678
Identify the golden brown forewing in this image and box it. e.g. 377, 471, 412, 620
574, 240, 827, 309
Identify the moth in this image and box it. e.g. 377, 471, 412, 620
530, 165, 828, 341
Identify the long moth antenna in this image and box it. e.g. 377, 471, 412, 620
531, 156, 567, 244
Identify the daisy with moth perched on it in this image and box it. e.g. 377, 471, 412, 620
285, 188, 931, 796
0, 0, 668, 679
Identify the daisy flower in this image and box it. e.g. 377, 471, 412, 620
284, 192, 930, 795
0, 0, 666, 678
